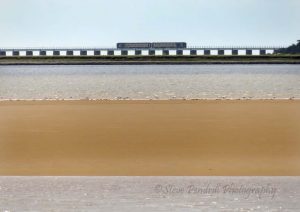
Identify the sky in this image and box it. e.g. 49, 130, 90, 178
0, 0, 299, 48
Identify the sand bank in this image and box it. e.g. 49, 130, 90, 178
0, 100, 299, 175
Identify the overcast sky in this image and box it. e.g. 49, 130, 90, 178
0, 0, 299, 47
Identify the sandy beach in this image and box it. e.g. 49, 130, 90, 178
0, 100, 299, 176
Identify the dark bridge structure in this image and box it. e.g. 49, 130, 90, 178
0, 42, 284, 57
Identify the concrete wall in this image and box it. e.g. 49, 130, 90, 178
60, 51, 66, 56
0, 48, 278, 57
252, 50, 260, 56
211, 50, 218, 55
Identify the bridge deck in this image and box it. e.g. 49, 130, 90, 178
0, 46, 284, 51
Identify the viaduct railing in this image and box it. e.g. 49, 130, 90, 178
0, 46, 284, 56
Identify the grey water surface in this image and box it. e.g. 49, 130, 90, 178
0, 65, 300, 100
0, 177, 299, 212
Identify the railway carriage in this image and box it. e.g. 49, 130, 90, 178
117, 42, 187, 49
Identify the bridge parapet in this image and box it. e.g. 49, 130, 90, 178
0, 46, 283, 57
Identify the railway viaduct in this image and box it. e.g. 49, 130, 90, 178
0, 46, 283, 57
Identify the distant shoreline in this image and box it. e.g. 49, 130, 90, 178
0, 55, 300, 65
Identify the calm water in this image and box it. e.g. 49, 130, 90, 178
0, 65, 300, 100
0, 177, 299, 212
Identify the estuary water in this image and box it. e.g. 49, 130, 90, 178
0, 64, 300, 100
0, 177, 299, 212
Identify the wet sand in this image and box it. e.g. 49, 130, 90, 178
0, 100, 299, 176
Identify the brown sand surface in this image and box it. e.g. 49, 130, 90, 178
0, 100, 299, 176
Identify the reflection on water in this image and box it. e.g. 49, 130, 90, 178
0, 65, 300, 100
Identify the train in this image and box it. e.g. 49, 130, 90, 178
117, 42, 187, 49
